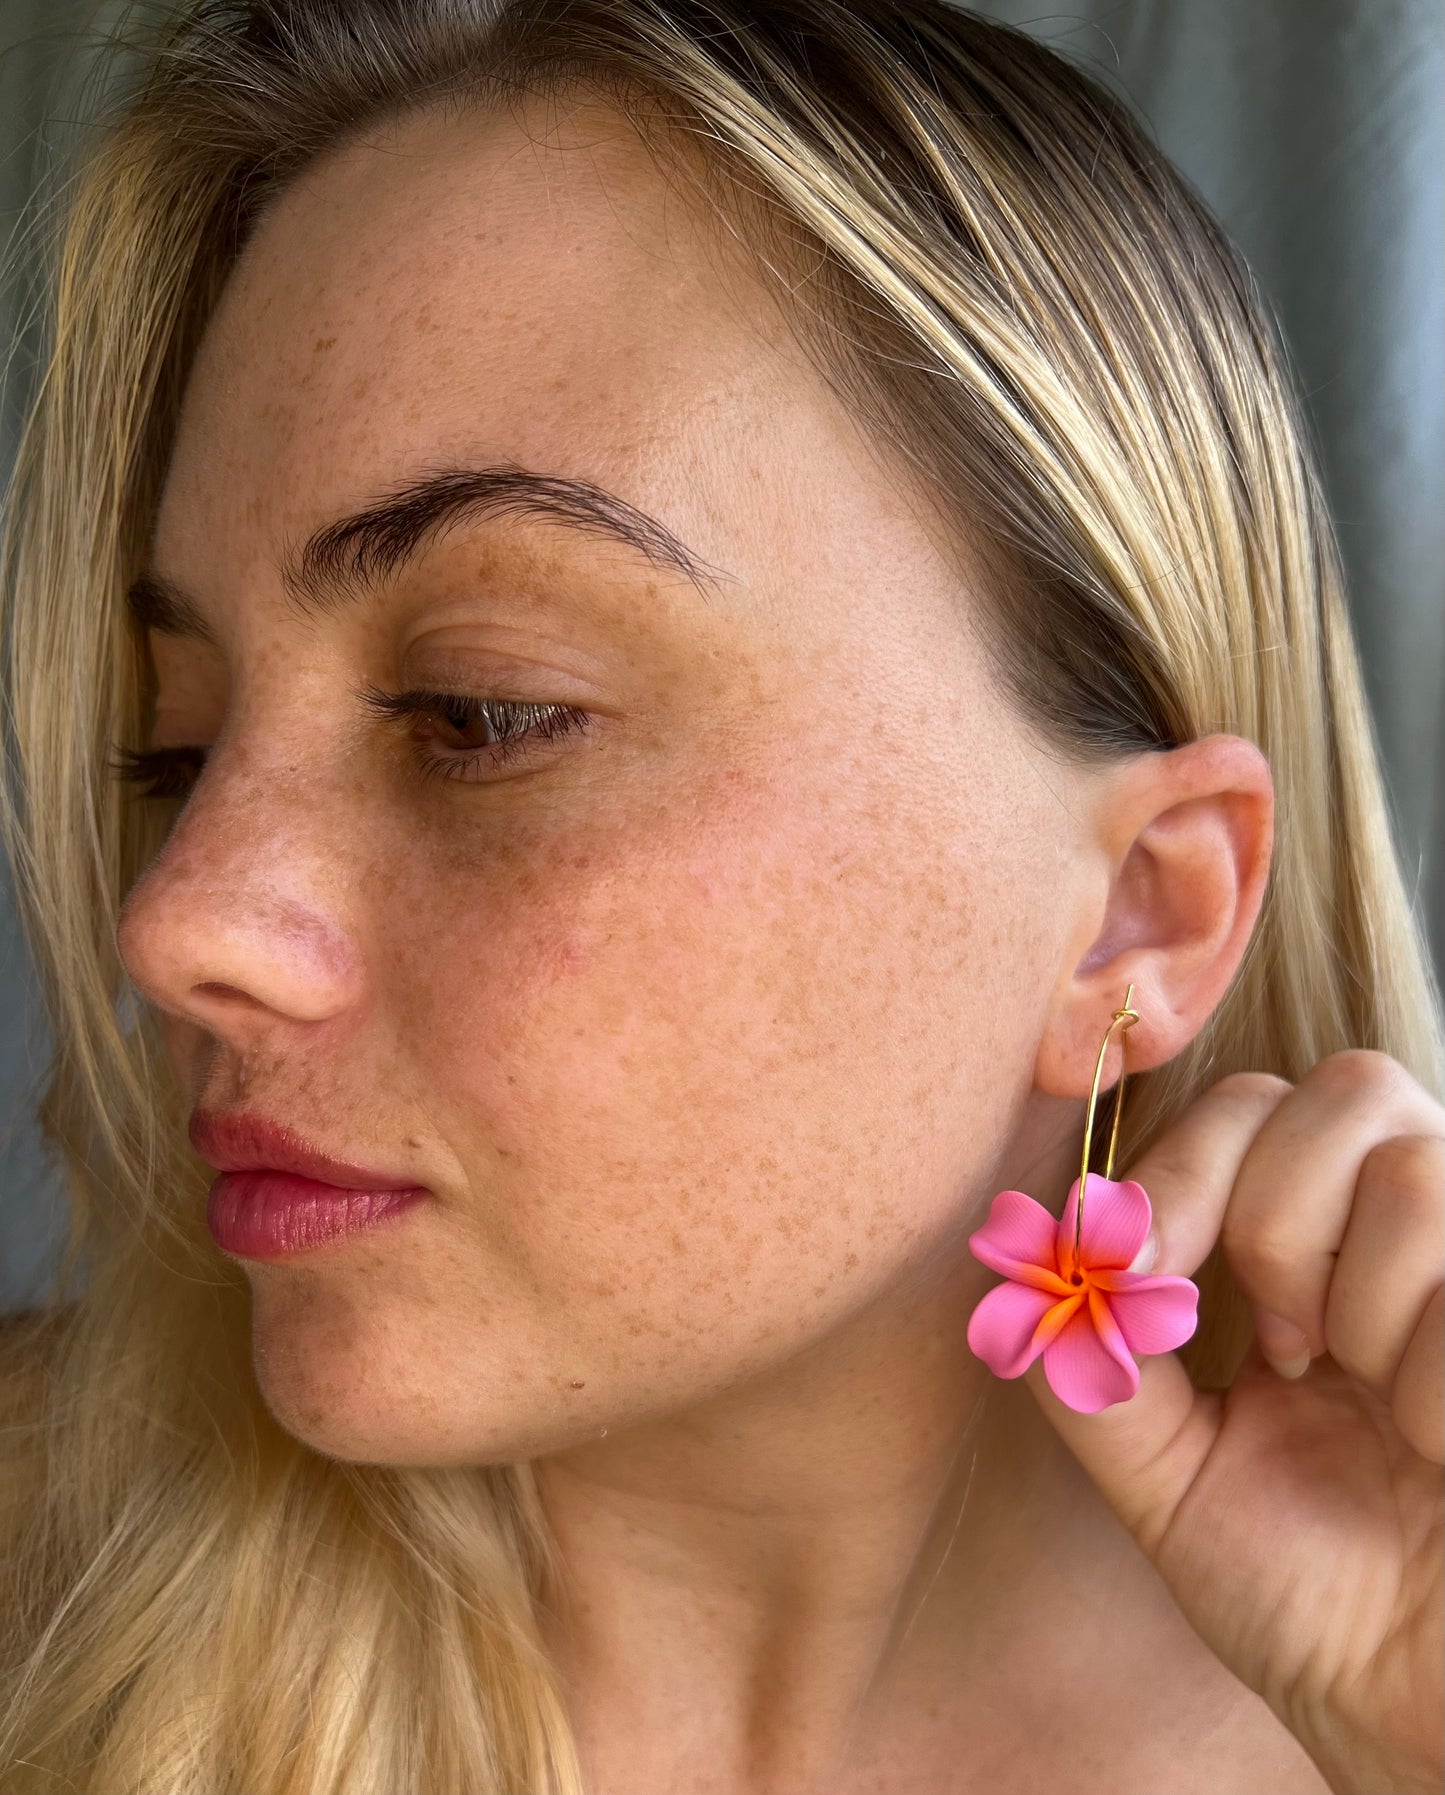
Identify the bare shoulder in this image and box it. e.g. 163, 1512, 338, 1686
1074, 1574, 1334, 1795
1123, 1682, 1332, 1795
858, 1682, 1332, 1795
851, 1553, 1336, 1795
1044, 1573, 1336, 1795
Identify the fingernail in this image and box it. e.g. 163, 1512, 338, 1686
1256, 1309, 1312, 1379
1128, 1232, 1158, 1274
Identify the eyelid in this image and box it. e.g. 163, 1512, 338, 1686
353, 681, 577, 729
355, 682, 594, 780
393, 649, 624, 716
108, 682, 596, 798
399, 620, 623, 691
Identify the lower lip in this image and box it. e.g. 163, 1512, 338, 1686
206, 1171, 428, 1259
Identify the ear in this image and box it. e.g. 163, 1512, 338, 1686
1034, 733, 1274, 1095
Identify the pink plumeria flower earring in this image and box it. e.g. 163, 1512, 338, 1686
966, 985, 1200, 1414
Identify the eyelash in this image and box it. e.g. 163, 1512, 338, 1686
107, 685, 594, 798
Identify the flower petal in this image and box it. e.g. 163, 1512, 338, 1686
1095, 1272, 1200, 1356
966, 1279, 1061, 1378
1056, 1174, 1152, 1274
1028, 1288, 1086, 1354
1040, 1293, 1140, 1412
968, 1189, 1067, 1287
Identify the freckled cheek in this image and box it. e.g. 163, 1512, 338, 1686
377, 801, 785, 1125
372, 761, 1011, 1327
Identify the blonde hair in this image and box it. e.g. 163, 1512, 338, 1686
2, 2, 1441, 1789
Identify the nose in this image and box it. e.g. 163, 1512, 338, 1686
116, 763, 365, 1037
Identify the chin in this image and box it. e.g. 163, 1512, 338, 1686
253, 1370, 524, 1466
246, 1338, 598, 1468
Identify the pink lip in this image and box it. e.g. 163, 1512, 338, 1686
205, 1172, 427, 1260
189, 1108, 421, 1190
189, 1109, 430, 1261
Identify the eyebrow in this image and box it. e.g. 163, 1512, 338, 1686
125, 462, 735, 643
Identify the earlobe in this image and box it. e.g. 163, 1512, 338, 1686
1035, 734, 1274, 1097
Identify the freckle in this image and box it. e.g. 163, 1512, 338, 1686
312, 335, 336, 351
551, 935, 588, 975
844, 1252, 858, 1269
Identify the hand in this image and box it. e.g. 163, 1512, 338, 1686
1026, 1050, 1444, 1795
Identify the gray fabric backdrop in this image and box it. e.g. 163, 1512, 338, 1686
2, 0, 1442, 1310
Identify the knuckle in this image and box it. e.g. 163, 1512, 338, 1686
1219, 1211, 1294, 1279
1212, 1071, 1293, 1109
1303, 1048, 1410, 1108
1360, 1133, 1445, 1212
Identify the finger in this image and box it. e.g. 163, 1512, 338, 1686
1219, 1052, 1445, 1363
1017, 1077, 1292, 1549
1324, 1133, 1445, 1405
1024, 1326, 1221, 1555
1394, 1283, 1445, 1464
1119, 1071, 1293, 1279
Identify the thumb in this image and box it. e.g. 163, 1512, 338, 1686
1021, 1341, 1221, 1550
1015, 1075, 1290, 1545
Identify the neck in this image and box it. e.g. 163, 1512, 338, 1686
531, 1111, 1139, 1789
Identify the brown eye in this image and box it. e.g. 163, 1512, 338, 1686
107, 689, 595, 802
356, 684, 593, 782
427, 693, 508, 751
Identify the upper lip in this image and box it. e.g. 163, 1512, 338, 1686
188, 1109, 424, 1191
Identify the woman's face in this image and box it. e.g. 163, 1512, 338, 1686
117, 92, 1089, 1465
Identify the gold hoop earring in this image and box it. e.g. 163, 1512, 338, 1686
964, 985, 1201, 1414
1073, 983, 1140, 1272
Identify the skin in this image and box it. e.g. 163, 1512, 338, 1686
113, 90, 1441, 1794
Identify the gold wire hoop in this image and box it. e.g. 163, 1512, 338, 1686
1074, 984, 1140, 1264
